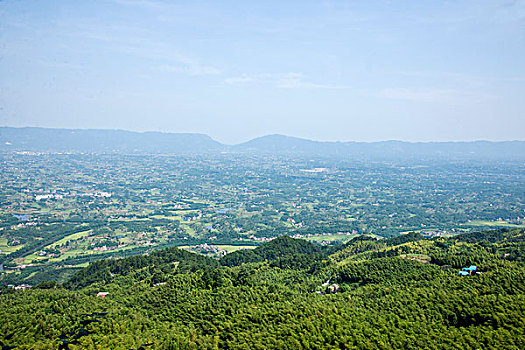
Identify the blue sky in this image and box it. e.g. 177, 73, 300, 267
1, 0, 524, 143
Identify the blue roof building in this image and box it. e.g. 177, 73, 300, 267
459, 265, 478, 276
462, 265, 477, 271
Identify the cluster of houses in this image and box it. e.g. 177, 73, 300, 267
92, 244, 127, 252
35, 191, 111, 201
4, 263, 39, 272
7, 284, 32, 290
315, 279, 340, 295
14, 221, 37, 228
458, 265, 481, 276
182, 213, 203, 221
190, 243, 227, 257
419, 230, 445, 238
287, 219, 304, 228
248, 235, 275, 242
39, 250, 58, 257
108, 216, 138, 220
290, 231, 359, 241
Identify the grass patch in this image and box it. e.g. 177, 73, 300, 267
399, 253, 431, 263
213, 245, 257, 253
151, 215, 181, 221
46, 230, 93, 249
462, 220, 525, 228
0, 238, 24, 253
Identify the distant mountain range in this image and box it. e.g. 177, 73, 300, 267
1, 127, 524, 159
0, 127, 222, 154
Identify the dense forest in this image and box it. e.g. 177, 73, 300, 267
1, 228, 524, 349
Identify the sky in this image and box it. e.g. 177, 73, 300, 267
0, 0, 524, 144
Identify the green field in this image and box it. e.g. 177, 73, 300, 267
462, 220, 525, 228
151, 215, 182, 221
0, 238, 23, 253
213, 245, 257, 253
46, 229, 93, 249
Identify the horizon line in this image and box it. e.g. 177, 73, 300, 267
1, 125, 524, 145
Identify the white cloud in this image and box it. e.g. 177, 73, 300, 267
67, 26, 222, 76
224, 72, 347, 89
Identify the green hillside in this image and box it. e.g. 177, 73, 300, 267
1, 229, 524, 349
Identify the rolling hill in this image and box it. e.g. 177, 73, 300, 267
1, 127, 524, 159
1, 228, 524, 349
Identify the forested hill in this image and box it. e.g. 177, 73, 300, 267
1, 228, 524, 349
0, 127, 224, 154
2, 127, 524, 159
233, 134, 525, 159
